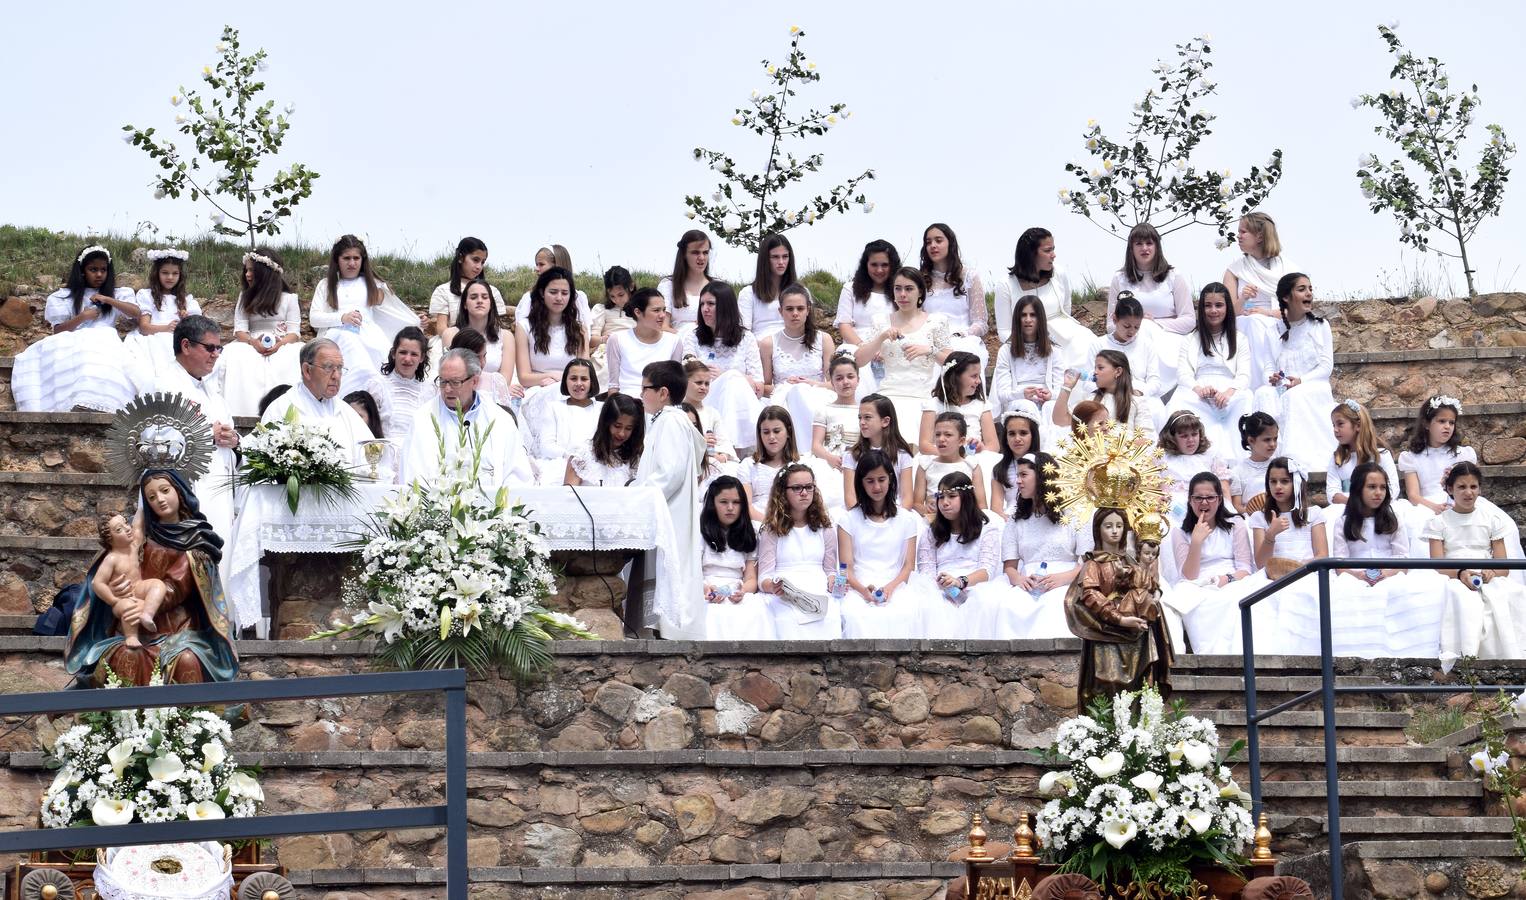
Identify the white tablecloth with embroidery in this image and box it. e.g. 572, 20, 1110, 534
224, 483, 680, 630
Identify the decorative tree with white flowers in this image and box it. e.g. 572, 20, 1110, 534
684, 25, 874, 253
1354, 23, 1514, 298
122, 25, 319, 251
1059, 35, 1283, 245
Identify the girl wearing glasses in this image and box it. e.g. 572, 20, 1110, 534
916, 472, 1000, 638
757, 464, 844, 639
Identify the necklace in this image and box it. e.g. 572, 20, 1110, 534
778, 329, 806, 344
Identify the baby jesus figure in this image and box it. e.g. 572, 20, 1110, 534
91, 514, 169, 649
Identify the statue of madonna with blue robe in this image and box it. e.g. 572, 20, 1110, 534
65, 469, 238, 686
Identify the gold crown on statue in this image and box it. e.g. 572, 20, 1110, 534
1044, 422, 1171, 539
105, 392, 214, 486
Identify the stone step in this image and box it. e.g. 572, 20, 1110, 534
1333, 347, 1526, 408
1259, 780, 1483, 817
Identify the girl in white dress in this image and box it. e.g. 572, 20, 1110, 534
516, 267, 589, 390
590, 266, 636, 384
657, 229, 711, 332
125, 249, 200, 384
738, 233, 802, 339
990, 295, 1065, 427
988, 401, 1042, 517
917, 472, 1002, 638
919, 351, 998, 459
13, 245, 144, 413
683, 358, 739, 473
914, 412, 988, 517
1331, 462, 1441, 659
514, 244, 592, 330
1325, 398, 1402, 527
1170, 472, 1258, 655
842, 394, 917, 510
1231, 412, 1279, 516
1107, 223, 1194, 395
443, 278, 515, 378
762, 283, 836, 447
757, 462, 845, 639
564, 394, 643, 487
1222, 212, 1289, 389
919, 223, 989, 371
965, 452, 1086, 640
809, 355, 860, 510
378, 327, 436, 448
682, 282, 764, 452
992, 227, 1090, 369
605, 288, 683, 395
838, 450, 942, 638
311, 235, 421, 404
222, 249, 303, 417
1247, 458, 1332, 656
699, 476, 775, 641
1255, 272, 1337, 471
854, 268, 952, 446
1089, 294, 1166, 430
525, 359, 602, 485
836, 239, 899, 394
1167, 283, 1254, 456
1427, 462, 1526, 669
428, 237, 507, 337
737, 406, 799, 520
1158, 411, 1232, 526
447, 328, 514, 409
1053, 350, 1157, 441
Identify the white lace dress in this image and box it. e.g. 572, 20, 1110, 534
923, 267, 989, 372
380, 372, 437, 451
1393, 445, 1524, 566
221, 292, 304, 417
1327, 517, 1444, 659
758, 524, 844, 639
701, 545, 776, 641
869, 312, 951, 448
1253, 317, 1336, 471
683, 327, 763, 447
13, 287, 143, 413
736, 456, 784, 518
567, 440, 634, 486
837, 508, 941, 638
963, 514, 1086, 640
834, 284, 891, 396
915, 521, 1002, 638
123, 290, 202, 384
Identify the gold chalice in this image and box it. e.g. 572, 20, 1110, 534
360, 439, 389, 482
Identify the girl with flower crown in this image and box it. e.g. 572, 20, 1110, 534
13, 245, 145, 413
913, 412, 987, 517
916, 471, 1001, 637
1398, 395, 1488, 556
221, 248, 304, 417
123, 248, 201, 384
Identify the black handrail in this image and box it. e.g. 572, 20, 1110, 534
0, 670, 470, 900
1237, 556, 1526, 900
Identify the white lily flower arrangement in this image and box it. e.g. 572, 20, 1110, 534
235, 403, 358, 513
41, 668, 262, 829
311, 409, 594, 677
1035, 686, 1254, 893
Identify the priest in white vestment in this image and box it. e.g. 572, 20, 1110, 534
153, 315, 240, 544
633, 359, 706, 640
258, 338, 372, 467
402, 349, 533, 492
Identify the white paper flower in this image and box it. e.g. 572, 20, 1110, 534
154, 187, 167, 200
210, 212, 225, 225
1350, 96, 1364, 109
257, 60, 269, 71
1182, 740, 1214, 769
227, 771, 264, 801
92, 797, 135, 826
1086, 751, 1125, 779
1103, 819, 1137, 848
1425, 106, 1439, 122
1103, 159, 1115, 172
1135, 175, 1148, 188
1129, 771, 1163, 800
685, 211, 697, 220
1510, 691, 1526, 719
1386, 18, 1400, 29
215, 41, 228, 53
284, 102, 297, 115
1086, 137, 1100, 150
175, 113, 189, 125
148, 753, 185, 783
121, 132, 134, 143
731, 116, 743, 126
1361, 182, 1377, 199
1184, 808, 1213, 834
171, 95, 182, 106
789, 24, 800, 34
188, 800, 225, 820
1097, 194, 1111, 208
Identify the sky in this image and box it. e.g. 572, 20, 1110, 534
3, 1, 1524, 299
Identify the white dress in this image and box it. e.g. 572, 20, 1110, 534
1227, 254, 1290, 389
1393, 445, 1524, 567
379, 372, 437, 451
1322, 447, 1404, 546
736, 456, 785, 518
869, 312, 952, 448
1232, 456, 1273, 510
1426, 506, 1526, 669
1162, 452, 1232, 525
1108, 270, 1193, 395
222, 292, 304, 417
843, 446, 915, 510
1086, 332, 1167, 430
992, 269, 1090, 369
838, 508, 940, 638
428, 281, 507, 319
123, 290, 202, 385
1245, 508, 1348, 656
990, 343, 1064, 420
1169, 519, 1264, 655
916, 521, 1002, 638
567, 439, 634, 486
682, 327, 764, 451
656, 278, 700, 330
834, 284, 891, 396
701, 545, 776, 641
13, 287, 143, 413
758, 524, 845, 639
963, 513, 1085, 640
924, 267, 989, 372
1166, 331, 1255, 459
518, 323, 584, 459
737, 285, 791, 340
606, 329, 682, 395
1329, 517, 1444, 659
1254, 317, 1336, 471
526, 399, 602, 485
768, 331, 832, 458
918, 457, 982, 509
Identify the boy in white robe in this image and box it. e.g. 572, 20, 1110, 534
634, 360, 707, 640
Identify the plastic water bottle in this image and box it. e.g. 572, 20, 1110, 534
830, 563, 848, 600
1275, 371, 1289, 396
714, 585, 734, 601
870, 358, 886, 382
872, 588, 885, 605
944, 583, 962, 602
704, 430, 715, 460
1364, 568, 1382, 583
1030, 562, 1048, 599
966, 438, 980, 455
1470, 572, 1484, 589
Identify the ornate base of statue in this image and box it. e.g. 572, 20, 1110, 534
9, 843, 289, 900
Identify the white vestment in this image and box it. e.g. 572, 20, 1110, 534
155, 361, 238, 546
635, 406, 707, 640
402, 393, 533, 493
260, 383, 373, 469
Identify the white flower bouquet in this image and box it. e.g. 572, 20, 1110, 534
236, 404, 357, 513
1035, 687, 1254, 894
311, 416, 594, 677
41, 669, 263, 829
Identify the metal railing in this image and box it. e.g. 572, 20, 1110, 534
0, 669, 469, 900
1237, 557, 1526, 900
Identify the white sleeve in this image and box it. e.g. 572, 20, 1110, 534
834, 285, 856, 328
308, 282, 341, 330
741, 332, 763, 380
1306, 322, 1334, 382
233, 298, 250, 333
737, 286, 755, 331
1381, 449, 1401, 496
978, 524, 1002, 579
185, 295, 202, 315
282, 294, 302, 333
993, 278, 1014, 345
965, 271, 988, 337
1229, 334, 1251, 391
606, 333, 625, 392
44, 290, 75, 326
134, 289, 155, 316
1324, 454, 1342, 497
428, 283, 454, 317
990, 346, 1013, 409
1176, 335, 1199, 393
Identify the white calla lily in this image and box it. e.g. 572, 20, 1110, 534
1086, 751, 1125, 779
227, 771, 264, 801
92, 797, 135, 826
49, 769, 73, 795
1184, 809, 1213, 834
1129, 771, 1163, 800
200, 741, 226, 773
1103, 819, 1137, 848
1039, 771, 1076, 796
1182, 740, 1214, 769
187, 800, 225, 820
148, 753, 185, 783
107, 740, 134, 778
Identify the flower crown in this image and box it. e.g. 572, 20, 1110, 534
1341, 398, 1362, 414
77, 245, 111, 264
934, 481, 975, 495
1429, 395, 1462, 414
242, 251, 283, 274
145, 248, 190, 263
